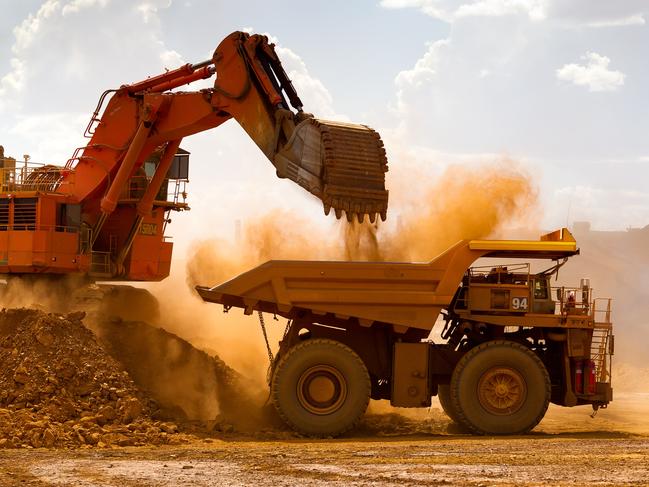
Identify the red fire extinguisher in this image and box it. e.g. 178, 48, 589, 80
586, 360, 597, 394
575, 360, 584, 394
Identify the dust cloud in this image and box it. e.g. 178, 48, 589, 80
185, 209, 333, 289
343, 158, 539, 262
559, 226, 649, 376
185, 157, 539, 286
0, 275, 90, 314
174, 158, 539, 389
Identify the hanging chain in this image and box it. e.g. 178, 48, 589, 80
283, 319, 292, 338
257, 311, 274, 365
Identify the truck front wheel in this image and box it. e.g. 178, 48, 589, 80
450, 340, 550, 435
271, 339, 370, 437
437, 384, 461, 423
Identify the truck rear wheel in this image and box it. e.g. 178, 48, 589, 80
271, 339, 370, 437
450, 340, 550, 435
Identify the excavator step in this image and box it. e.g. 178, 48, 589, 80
274, 118, 389, 223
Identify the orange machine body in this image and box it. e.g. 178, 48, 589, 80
0, 32, 389, 281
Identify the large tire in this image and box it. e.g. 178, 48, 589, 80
437, 384, 460, 423
450, 340, 550, 435
271, 339, 370, 437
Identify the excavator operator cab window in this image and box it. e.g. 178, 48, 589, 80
144, 161, 156, 179
56, 203, 81, 231
168, 149, 189, 180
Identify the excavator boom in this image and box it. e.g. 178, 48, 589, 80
66, 31, 388, 222
0, 31, 389, 281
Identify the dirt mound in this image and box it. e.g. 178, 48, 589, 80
0, 309, 186, 449
93, 318, 274, 431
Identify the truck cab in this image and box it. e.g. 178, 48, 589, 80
453, 263, 557, 316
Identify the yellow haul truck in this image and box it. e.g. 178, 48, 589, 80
197, 228, 614, 436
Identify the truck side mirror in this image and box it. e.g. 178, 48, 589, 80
556, 288, 562, 301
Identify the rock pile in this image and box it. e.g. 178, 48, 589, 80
0, 309, 186, 448
95, 318, 266, 427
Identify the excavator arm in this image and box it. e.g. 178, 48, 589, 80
63, 31, 389, 225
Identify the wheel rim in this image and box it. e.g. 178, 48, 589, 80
477, 366, 527, 416
296, 365, 347, 415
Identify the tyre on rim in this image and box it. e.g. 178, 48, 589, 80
437, 384, 461, 423
450, 340, 550, 435
271, 338, 370, 437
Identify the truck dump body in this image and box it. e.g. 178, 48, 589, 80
197, 229, 578, 331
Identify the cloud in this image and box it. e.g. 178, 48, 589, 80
585, 14, 645, 28
0, 0, 182, 161
380, 0, 546, 22
160, 49, 185, 69
8, 112, 88, 164
544, 0, 648, 28
556, 52, 625, 92
275, 46, 340, 119
455, 0, 546, 20
249, 31, 343, 120
61, 0, 110, 16
0, 0, 178, 118
137, 0, 173, 23
380, 0, 648, 27
395, 39, 448, 89
0, 58, 26, 110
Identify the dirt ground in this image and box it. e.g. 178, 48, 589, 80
1, 393, 647, 487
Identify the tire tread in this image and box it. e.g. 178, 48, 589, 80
271, 338, 370, 437
450, 340, 551, 435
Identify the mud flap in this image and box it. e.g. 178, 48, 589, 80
391, 342, 431, 408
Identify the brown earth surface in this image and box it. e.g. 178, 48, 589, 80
1, 306, 648, 485
0, 408, 647, 487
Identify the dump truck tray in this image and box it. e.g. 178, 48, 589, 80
196, 229, 578, 331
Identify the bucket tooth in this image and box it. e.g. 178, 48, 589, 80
334, 208, 343, 220
345, 211, 353, 223
356, 213, 364, 224
369, 213, 376, 224
324, 204, 331, 216
380, 211, 387, 222
274, 117, 389, 223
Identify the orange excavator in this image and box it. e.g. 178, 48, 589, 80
0, 31, 388, 281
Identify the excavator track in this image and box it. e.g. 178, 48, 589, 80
275, 118, 389, 223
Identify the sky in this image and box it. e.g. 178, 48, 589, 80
0, 0, 648, 254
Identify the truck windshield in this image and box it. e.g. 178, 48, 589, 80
534, 279, 548, 299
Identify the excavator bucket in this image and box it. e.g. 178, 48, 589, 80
274, 118, 389, 223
